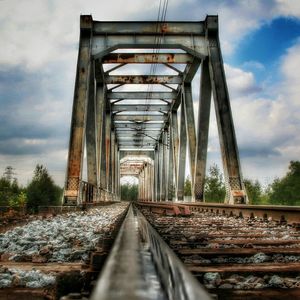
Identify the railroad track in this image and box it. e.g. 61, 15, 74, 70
137, 202, 300, 300
1, 201, 299, 299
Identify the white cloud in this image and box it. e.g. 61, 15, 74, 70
1, 0, 300, 186
225, 64, 260, 96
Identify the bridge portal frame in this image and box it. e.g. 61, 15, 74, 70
64, 15, 247, 205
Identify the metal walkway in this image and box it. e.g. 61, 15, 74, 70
63, 15, 247, 206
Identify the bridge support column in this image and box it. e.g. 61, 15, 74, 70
95, 83, 106, 201
86, 61, 98, 202
183, 83, 197, 200
206, 16, 247, 204
158, 142, 163, 201
105, 109, 111, 200
64, 16, 93, 205
161, 130, 168, 201
111, 130, 116, 199
154, 148, 159, 201
194, 58, 211, 201
177, 92, 187, 201
171, 111, 179, 198
167, 126, 174, 201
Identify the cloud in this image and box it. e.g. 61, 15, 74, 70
224, 64, 261, 96
1, 0, 300, 186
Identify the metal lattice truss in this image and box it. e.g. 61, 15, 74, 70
64, 15, 248, 205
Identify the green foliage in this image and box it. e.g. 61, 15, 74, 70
0, 176, 21, 206
204, 164, 226, 203
121, 183, 138, 201
268, 161, 300, 206
243, 179, 265, 205
9, 191, 27, 209
184, 176, 192, 196
26, 164, 62, 212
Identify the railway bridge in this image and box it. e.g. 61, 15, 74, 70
63, 15, 247, 206
55, 15, 300, 300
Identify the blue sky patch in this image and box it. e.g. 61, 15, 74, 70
233, 17, 300, 65
228, 17, 300, 83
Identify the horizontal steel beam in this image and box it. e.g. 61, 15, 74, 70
112, 104, 170, 112
93, 21, 205, 35
117, 132, 161, 138
115, 123, 163, 129
105, 75, 182, 84
114, 115, 167, 122
120, 150, 154, 158
118, 133, 159, 138
118, 140, 157, 144
102, 53, 193, 64
108, 91, 177, 99
118, 136, 156, 140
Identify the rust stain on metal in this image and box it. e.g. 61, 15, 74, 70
161, 23, 168, 33
166, 53, 175, 63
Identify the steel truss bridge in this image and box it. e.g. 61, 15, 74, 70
63, 15, 247, 206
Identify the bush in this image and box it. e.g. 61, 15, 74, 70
26, 165, 62, 212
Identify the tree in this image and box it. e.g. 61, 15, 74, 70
26, 164, 62, 212
121, 183, 138, 201
204, 164, 226, 203
184, 176, 192, 196
0, 174, 21, 206
244, 179, 264, 205
9, 191, 27, 210
268, 161, 300, 206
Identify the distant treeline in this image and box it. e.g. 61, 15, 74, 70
0, 164, 62, 213
184, 160, 300, 206
122, 161, 300, 205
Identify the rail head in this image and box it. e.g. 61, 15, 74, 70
176, 202, 300, 225
136, 207, 211, 300
91, 204, 211, 300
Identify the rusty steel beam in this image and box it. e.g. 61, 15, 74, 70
171, 111, 179, 195
96, 83, 106, 190
183, 83, 196, 194
168, 126, 174, 201
86, 61, 98, 187
105, 75, 182, 84
93, 21, 205, 35
114, 114, 167, 122
107, 91, 177, 100
206, 16, 247, 204
112, 104, 170, 112
102, 53, 193, 64
64, 16, 93, 204
177, 92, 187, 201
194, 58, 211, 201
114, 123, 163, 129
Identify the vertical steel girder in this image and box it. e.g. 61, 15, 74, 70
154, 149, 159, 201
206, 16, 247, 204
183, 83, 197, 192
177, 92, 187, 201
64, 15, 247, 205
171, 111, 179, 195
167, 126, 174, 201
161, 130, 168, 201
86, 61, 98, 187
194, 58, 211, 201
105, 109, 112, 193
64, 17, 93, 205
96, 84, 106, 191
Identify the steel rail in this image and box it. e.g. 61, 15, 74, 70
145, 202, 300, 225
90, 204, 211, 300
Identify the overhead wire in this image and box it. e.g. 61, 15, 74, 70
140, 0, 169, 149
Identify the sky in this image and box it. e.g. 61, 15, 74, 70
0, 0, 300, 187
